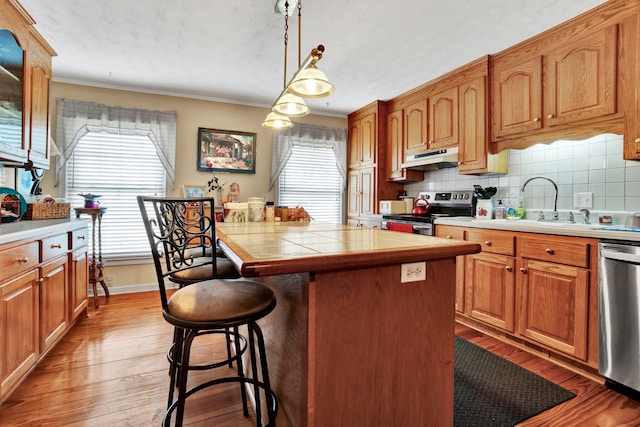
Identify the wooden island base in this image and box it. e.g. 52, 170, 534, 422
255, 259, 457, 426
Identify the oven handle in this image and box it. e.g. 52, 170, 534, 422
412, 225, 432, 235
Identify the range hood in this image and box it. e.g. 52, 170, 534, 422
401, 147, 459, 170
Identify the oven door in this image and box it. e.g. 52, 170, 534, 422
382, 220, 432, 235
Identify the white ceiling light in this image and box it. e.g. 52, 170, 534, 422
262, 0, 334, 129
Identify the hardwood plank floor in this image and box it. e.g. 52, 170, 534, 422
1, 291, 638, 426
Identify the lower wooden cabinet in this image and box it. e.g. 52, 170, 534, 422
438, 223, 598, 367
466, 252, 516, 332
0, 269, 39, 399
0, 223, 89, 404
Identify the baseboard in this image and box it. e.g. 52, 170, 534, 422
88, 282, 178, 296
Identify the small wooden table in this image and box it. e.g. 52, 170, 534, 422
74, 207, 109, 308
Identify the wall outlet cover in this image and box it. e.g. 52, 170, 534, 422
574, 192, 593, 208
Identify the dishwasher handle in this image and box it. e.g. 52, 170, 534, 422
601, 248, 640, 264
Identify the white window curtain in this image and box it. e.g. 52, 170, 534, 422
54, 98, 177, 187
269, 123, 347, 191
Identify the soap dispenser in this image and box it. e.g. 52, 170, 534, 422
494, 200, 506, 219
516, 198, 526, 219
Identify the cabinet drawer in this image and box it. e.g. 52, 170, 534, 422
519, 235, 590, 268
70, 228, 89, 250
41, 234, 68, 262
0, 242, 39, 282
466, 229, 515, 256
435, 225, 464, 240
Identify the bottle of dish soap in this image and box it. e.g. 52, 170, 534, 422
516, 198, 526, 219
494, 200, 506, 219
505, 200, 517, 219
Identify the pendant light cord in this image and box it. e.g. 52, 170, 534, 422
297, 0, 302, 67
283, 2, 289, 89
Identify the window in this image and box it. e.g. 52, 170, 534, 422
277, 144, 343, 223
65, 132, 166, 261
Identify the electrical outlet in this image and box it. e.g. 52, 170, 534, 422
105, 276, 113, 286
574, 192, 593, 208
401, 262, 426, 283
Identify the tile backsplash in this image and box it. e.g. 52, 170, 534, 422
404, 133, 640, 223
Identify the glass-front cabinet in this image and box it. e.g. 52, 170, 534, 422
0, 0, 56, 169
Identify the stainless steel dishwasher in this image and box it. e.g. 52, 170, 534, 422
599, 240, 640, 398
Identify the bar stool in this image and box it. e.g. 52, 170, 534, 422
138, 196, 277, 426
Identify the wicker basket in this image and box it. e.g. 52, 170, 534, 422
24, 203, 71, 220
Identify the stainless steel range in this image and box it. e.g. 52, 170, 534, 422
381, 191, 476, 235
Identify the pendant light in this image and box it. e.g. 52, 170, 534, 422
262, 0, 334, 129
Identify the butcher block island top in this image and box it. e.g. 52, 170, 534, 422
216, 221, 480, 277
216, 221, 480, 427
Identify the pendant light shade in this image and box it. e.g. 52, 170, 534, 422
289, 64, 335, 98
273, 92, 310, 117
262, 111, 294, 129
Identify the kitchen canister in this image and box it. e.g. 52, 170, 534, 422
475, 199, 494, 220
248, 197, 264, 222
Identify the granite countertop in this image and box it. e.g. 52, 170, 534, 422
435, 217, 640, 242
216, 221, 481, 277
0, 218, 89, 245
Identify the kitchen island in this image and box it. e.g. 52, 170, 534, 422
216, 222, 481, 427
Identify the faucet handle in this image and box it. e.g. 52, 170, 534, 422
579, 208, 591, 224
567, 211, 575, 223
537, 211, 545, 221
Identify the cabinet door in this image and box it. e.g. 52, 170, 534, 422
28, 66, 50, 169
360, 167, 375, 216
466, 252, 516, 331
69, 248, 88, 321
492, 56, 543, 138
404, 99, 428, 156
459, 77, 487, 173
387, 109, 404, 180
546, 25, 617, 127
436, 225, 466, 312
428, 87, 458, 149
0, 270, 39, 399
40, 256, 68, 351
360, 112, 376, 166
347, 170, 361, 217
517, 259, 589, 360
348, 119, 362, 168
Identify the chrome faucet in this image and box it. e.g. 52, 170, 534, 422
521, 176, 559, 220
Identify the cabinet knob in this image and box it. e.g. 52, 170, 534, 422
18, 256, 29, 264
484, 240, 492, 246
51, 243, 62, 249
533, 117, 540, 122
39, 277, 46, 283
547, 114, 554, 119
505, 266, 513, 272
446, 235, 453, 239
78, 235, 86, 240
545, 248, 554, 254
635, 138, 640, 144
519, 267, 527, 274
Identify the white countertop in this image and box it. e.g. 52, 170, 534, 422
435, 217, 640, 242
0, 218, 89, 245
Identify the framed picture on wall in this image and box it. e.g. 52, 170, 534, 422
183, 184, 207, 198
197, 127, 256, 174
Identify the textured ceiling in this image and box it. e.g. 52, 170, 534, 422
19, 0, 607, 117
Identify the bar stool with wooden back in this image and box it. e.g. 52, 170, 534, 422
138, 196, 278, 427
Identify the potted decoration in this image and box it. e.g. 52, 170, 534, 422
79, 193, 101, 208
207, 175, 227, 206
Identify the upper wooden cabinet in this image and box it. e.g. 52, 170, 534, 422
404, 99, 428, 157
348, 112, 376, 168
387, 107, 423, 182
0, 0, 56, 169
428, 87, 458, 149
491, 56, 543, 139
492, 25, 617, 143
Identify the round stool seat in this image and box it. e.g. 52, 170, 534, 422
169, 257, 240, 283
167, 279, 275, 323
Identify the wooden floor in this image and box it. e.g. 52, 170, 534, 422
1, 291, 639, 426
